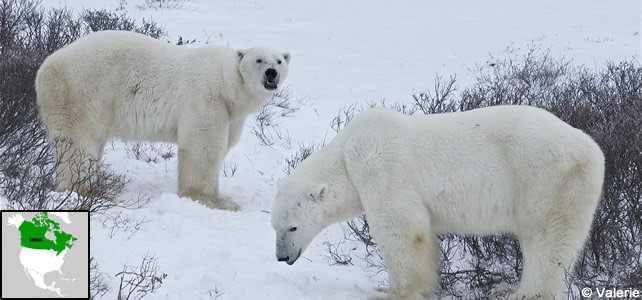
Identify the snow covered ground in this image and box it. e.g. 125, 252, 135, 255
34, 0, 642, 299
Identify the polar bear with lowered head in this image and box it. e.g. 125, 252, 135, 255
271, 106, 604, 300
36, 30, 290, 210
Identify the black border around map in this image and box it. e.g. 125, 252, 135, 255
1, 209, 90, 300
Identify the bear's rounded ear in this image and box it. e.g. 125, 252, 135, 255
237, 50, 246, 62
309, 184, 327, 202
283, 52, 291, 64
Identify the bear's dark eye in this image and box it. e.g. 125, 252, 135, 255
256, 59, 262, 64
277, 60, 282, 64
289, 227, 297, 232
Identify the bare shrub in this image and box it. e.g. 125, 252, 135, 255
137, 0, 187, 10
222, 162, 238, 177
366, 98, 418, 115
205, 286, 225, 300
80, 9, 165, 38
81, 9, 135, 32
116, 0, 127, 11
345, 215, 376, 254
116, 253, 167, 300
411, 75, 459, 115
317, 47, 641, 298
101, 211, 149, 239
90, 257, 110, 299
328, 75, 459, 135
251, 87, 301, 147
459, 45, 573, 111
323, 239, 354, 266
344, 216, 387, 276
125, 142, 176, 163
282, 143, 323, 175
2, 135, 151, 214
175, 36, 196, 45
135, 18, 165, 39
329, 104, 358, 133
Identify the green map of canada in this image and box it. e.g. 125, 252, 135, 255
18, 212, 77, 255
3, 211, 88, 298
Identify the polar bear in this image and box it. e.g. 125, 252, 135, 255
271, 106, 604, 300
36, 30, 290, 210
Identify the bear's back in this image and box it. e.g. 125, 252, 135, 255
339, 105, 602, 184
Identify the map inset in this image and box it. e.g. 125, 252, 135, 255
1, 211, 89, 299
19, 212, 78, 255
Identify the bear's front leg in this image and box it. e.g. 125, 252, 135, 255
362, 193, 440, 300
226, 116, 247, 154
177, 112, 240, 211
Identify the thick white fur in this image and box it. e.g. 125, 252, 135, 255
36, 30, 290, 210
271, 106, 604, 300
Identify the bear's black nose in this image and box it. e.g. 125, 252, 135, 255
277, 256, 289, 262
265, 68, 278, 79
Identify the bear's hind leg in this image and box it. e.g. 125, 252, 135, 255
512, 166, 601, 300
52, 135, 106, 196
513, 213, 593, 299
512, 230, 576, 300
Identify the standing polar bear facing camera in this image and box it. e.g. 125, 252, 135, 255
36, 30, 290, 210
271, 106, 604, 300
